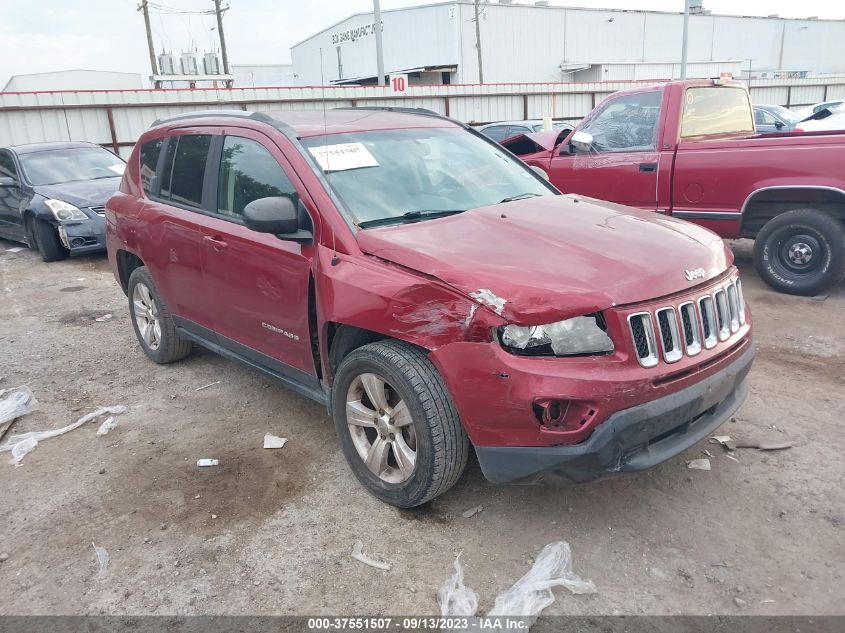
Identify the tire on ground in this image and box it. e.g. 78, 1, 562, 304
331, 339, 469, 508
127, 266, 192, 364
753, 208, 845, 296
33, 218, 69, 262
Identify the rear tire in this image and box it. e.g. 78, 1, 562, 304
33, 219, 69, 262
127, 266, 192, 364
753, 208, 845, 296
331, 340, 469, 508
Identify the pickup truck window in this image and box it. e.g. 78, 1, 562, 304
580, 91, 661, 153
681, 87, 754, 138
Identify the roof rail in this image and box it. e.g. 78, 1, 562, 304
337, 105, 468, 127
151, 109, 275, 127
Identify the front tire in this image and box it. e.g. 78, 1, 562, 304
33, 219, 69, 262
753, 208, 845, 296
331, 340, 469, 508
127, 266, 192, 364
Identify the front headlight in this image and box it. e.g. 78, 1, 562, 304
45, 199, 88, 221
499, 314, 614, 356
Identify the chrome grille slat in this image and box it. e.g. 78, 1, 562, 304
727, 283, 740, 332
655, 307, 682, 363
698, 296, 718, 349
628, 312, 659, 368
714, 289, 730, 340
679, 301, 701, 356
629, 277, 746, 367
89, 206, 106, 216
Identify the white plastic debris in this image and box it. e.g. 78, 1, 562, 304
0, 386, 38, 426
5, 247, 24, 253
437, 553, 479, 616
687, 458, 712, 471
10, 437, 38, 467
94, 314, 113, 323
0, 405, 127, 465
195, 381, 221, 392
438, 541, 596, 626
263, 434, 288, 449
461, 505, 484, 519
489, 541, 597, 619
351, 541, 391, 571
95, 417, 118, 437
92, 542, 109, 575
196, 459, 219, 467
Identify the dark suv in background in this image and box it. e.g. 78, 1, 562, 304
0, 141, 125, 261
106, 109, 753, 507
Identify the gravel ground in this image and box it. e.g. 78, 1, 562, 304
0, 238, 842, 617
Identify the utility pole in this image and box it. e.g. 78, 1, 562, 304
474, 0, 484, 83
373, 0, 385, 86
680, 0, 690, 79
213, 0, 230, 75
138, 0, 158, 76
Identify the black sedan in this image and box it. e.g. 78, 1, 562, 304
0, 141, 125, 261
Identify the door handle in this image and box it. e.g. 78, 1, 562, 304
639, 163, 657, 173
203, 235, 228, 251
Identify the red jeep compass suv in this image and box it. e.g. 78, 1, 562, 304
106, 108, 754, 507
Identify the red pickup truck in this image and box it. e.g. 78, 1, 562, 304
505, 79, 845, 296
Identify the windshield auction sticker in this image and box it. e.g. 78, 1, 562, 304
308, 142, 379, 172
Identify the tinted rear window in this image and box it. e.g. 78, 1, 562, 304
169, 135, 211, 208
158, 139, 178, 199
681, 87, 754, 137
140, 139, 163, 196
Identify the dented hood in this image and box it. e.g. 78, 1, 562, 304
355, 195, 731, 323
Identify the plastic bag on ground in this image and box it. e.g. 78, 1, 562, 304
489, 541, 596, 621
92, 542, 109, 575
437, 553, 479, 617
0, 386, 38, 425
0, 405, 127, 464
95, 416, 118, 437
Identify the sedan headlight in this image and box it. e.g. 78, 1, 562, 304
45, 199, 88, 221
499, 314, 614, 356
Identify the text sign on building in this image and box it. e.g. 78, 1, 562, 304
389, 74, 408, 94
331, 21, 383, 45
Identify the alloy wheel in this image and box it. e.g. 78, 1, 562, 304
132, 282, 162, 351
345, 372, 417, 484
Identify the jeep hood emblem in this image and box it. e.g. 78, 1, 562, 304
685, 267, 706, 281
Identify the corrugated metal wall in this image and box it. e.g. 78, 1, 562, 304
1, 77, 842, 157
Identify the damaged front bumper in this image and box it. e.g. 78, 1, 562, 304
57, 216, 107, 255
473, 341, 755, 484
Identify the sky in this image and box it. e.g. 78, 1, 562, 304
2, 0, 844, 87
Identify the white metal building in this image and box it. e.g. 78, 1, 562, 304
232, 64, 296, 88
2, 70, 145, 92
291, 1, 845, 85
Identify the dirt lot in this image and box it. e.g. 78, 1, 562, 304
0, 238, 843, 617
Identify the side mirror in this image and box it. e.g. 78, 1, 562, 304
529, 165, 549, 181
0, 176, 18, 188
569, 130, 594, 153
243, 196, 312, 243
774, 120, 785, 129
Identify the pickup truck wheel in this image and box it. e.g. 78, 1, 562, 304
331, 340, 469, 508
127, 267, 192, 364
33, 218, 69, 262
753, 209, 845, 296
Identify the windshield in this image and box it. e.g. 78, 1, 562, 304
770, 106, 802, 124
301, 127, 554, 227
19, 147, 125, 186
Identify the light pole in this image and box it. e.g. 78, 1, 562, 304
680, 0, 690, 79
374, 0, 385, 86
